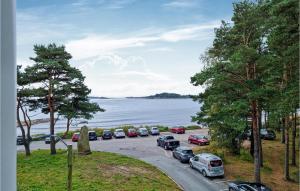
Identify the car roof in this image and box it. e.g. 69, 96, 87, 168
177, 146, 192, 150
196, 153, 221, 160
88, 131, 95, 133
74, 132, 80, 135
115, 128, 123, 131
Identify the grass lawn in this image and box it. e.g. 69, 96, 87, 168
193, 134, 300, 191
17, 150, 180, 191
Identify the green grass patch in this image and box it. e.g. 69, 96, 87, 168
18, 150, 180, 191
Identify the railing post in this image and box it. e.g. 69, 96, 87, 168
67, 144, 73, 191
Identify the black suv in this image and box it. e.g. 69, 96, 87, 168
17, 136, 32, 145
157, 135, 180, 150
102, 130, 113, 140
172, 146, 194, 163
88, 131, 98, 141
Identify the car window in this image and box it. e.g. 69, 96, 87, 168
239, 185, 255, 191
210, 160, 222, 167
166, 136, 174, 140
182, 150, 193, 154
194, 156, 199, 161
116, 129, 123, 132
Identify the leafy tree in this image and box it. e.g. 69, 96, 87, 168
266, 0, 299, 179
58, 79, 105, 138
17, 66, 38, 156
25, 43, 88, 154
191, 1, 271, 183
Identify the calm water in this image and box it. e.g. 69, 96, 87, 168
17, 98, 200, 135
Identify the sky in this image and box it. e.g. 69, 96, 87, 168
17, 0, 234, 97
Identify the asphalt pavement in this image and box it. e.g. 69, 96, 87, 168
18, 129, 229, 191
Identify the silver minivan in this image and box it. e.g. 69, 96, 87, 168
189, 153, 224, 177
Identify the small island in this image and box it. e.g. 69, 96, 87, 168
127, 92, 191, 99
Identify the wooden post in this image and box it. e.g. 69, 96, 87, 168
67, 145, 73, 191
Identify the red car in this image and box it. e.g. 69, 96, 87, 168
188, 135, 209, 145
170, 126, 185, 134
127, 128, 138, 137
72, 132, 80, 142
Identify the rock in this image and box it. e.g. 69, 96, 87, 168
77, 126, 91, 155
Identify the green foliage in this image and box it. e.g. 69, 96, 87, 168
191, 0, 299, 155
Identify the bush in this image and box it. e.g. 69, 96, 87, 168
239, 149, 253, 162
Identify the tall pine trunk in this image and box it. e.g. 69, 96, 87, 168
252, 100, 261, 183
258, 108, 263, 167
281, 118, 285, 144
17, 99, 31, 156
48, 83, 56, 155
63, 118, 71, 139
284, 117, 290, 180
291, 109, 296, 166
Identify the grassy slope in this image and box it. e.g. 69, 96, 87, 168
17, 150, 180, 191
193, 133, 299, 191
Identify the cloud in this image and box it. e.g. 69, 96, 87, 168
66, 21, 219, 60
147, 47, 173, 52
163, 0, 199, 8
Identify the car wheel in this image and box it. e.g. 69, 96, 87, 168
172, 152, 176, 158
202, 170, 207, 177
164, 145, 168, 150
157, 142, 160, 146
180, 158, 184, 163
189, 162, 193, 169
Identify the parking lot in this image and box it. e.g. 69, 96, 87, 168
18, 129, 228, 191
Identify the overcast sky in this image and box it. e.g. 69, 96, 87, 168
17, 0, 233, 97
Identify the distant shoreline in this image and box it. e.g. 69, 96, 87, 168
90, 92, 192, 99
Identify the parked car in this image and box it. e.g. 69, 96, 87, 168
260, 129, 276, 140
127, 128, 138, 137
228, 181, 272, 191
72, 132, 80, 142
88, 131, 97, 141
170, 126, 185, 134
172, 146, 195, 163
150, 126, 160, 135
45, 136, 59, 144
16, 135, 32, 145
189, 153, 224, 177
188, 135, 210, 146
157, 135, 180, 150
138, 127, 149, 136
114, 129, 126, 138
245, 129, 276, 140
102, 130, 113, 140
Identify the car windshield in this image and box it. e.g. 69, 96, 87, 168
152, 127, 158, 130
103, 130, 110, 133
210, 160, 222, 167
89, 132, 96, 135
182, 150, 193, 154
165, 136, 174, 140
196, 135, 207, 139
267, 130, 274, 134
116, 129, 123, 132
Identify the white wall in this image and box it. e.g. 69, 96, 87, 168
0, 0, 16, 190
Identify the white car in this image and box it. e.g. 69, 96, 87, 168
114, 129, 125, 138
150, 127, 160, 135
189, 153, 224, 177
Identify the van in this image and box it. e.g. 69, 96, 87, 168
189, 153, 224, 177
